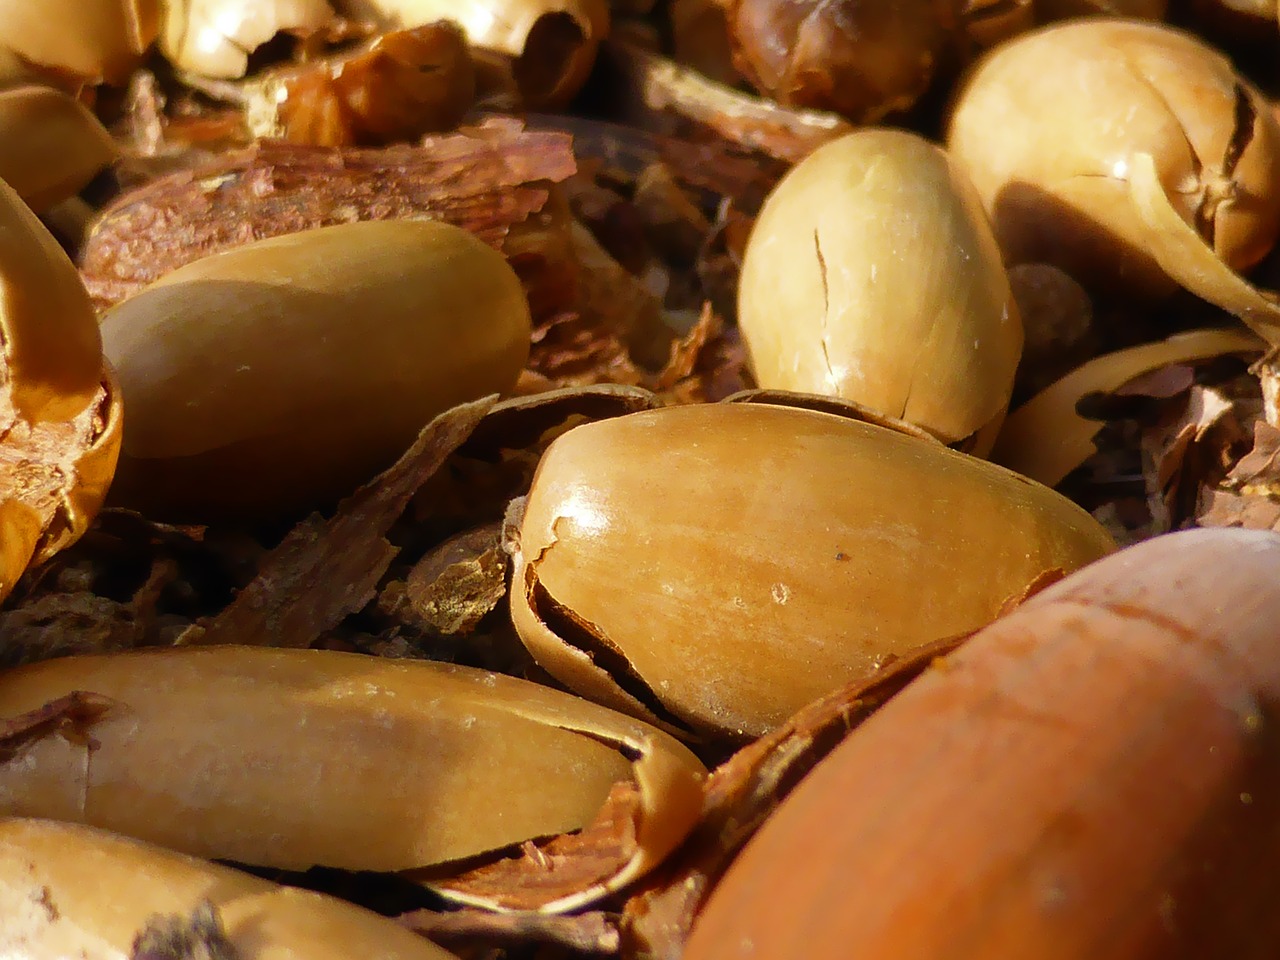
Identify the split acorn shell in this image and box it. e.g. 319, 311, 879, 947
946, 19, 1280, 299
0, 645, 705, 913
510, 402, 1116, 740
737, 128, 1022, 453
101, 219, 532, 521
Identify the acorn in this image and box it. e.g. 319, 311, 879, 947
509, 402, 1115, 740
738, 128, 1022, 454
100, 219, 532, 521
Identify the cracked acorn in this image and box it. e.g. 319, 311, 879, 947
947, 19, 1280, 305
508, 402, 1116, 741
100, 219, 532, 522
737, 128, 1022, 455
684, 528, 1280, 960
0, 819, 457, 959
0, 85, 118, 212
0, 0, 158, 83
0, 646, 705, 914
0, 177, 121, 604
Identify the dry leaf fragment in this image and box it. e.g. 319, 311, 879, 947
1140, 383, 1245, 532
0, 691, 114, 761
81, 121, 578, 323
181, 396, 494, 649
1199, 420, 1280, 531
622, 636, 964, 960
992, 327, 1264, 486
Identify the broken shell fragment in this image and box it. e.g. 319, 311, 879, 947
335, 0, 609, 108
947, 20, 1280, 301
0, 86, 118, 212
246, 21, 476, 145
0, 178, 121, 604
161, 0, 337, 78
0, 646, 705, 914
510, 403, 1116, 740
0, 818, 458, 959
0, 0, 159, 83
100, 219, 532, 521
738, 128, 1022, 453
685, 528, 1280, 960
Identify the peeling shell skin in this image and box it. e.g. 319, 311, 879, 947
738, 129, 1023, 450
335, 0, 610, 108
947, 20, 1280, 298
101, 219, 532, 521
0, 646, 705, 905
0, 176, 103, 423
685, 528, 1280, 960
0, 86, 118, 212
0, 179, 121, 602
510, 403, 1116, 739
0, 0, 159, 83
0, 819, 458, 960
161, 0, 337, 79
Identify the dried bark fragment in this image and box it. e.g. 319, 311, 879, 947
0, 691, 114, 761
181, 396, 495, 648
398, 523, 509, 635
608, 40, 852, 163
411, 385, 659, 531
399, 907, 619, 955
81, 119, 578, 321
131, 901, 238, 960
421, 781, 640, 911
621, 636, 966, 960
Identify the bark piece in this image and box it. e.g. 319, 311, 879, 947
181, 396, 494, 648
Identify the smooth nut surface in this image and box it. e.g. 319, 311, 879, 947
0, 645, 705, 912
101, 219, 532, 521
0, 86, 118, 212
738, 129, 1022, 450
510, 403, 1116, 739
947, 19, 1280, 297
685, 528, 1280, 960
0, 0, 159, 83
0, 818, 457, 959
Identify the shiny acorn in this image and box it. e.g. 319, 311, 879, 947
0, 818, 457, 959
947, 19, 1280, 300
161, 0, 336, 78
686, 528, 1280, 960
0, 646, 705, 913
509, 402, 1116, 740
100, 219, 532, 521
738, 129, 1022, 453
